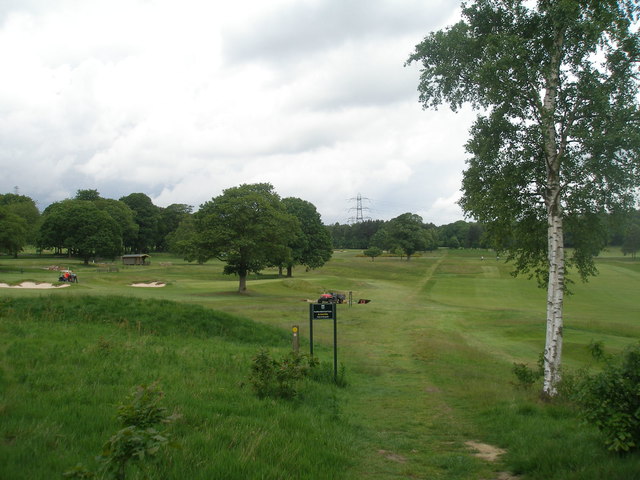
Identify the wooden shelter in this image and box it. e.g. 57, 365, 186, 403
122, 254, 150, 266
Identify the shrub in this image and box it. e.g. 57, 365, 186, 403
64, 383, 180, 480
587, 340, 607, 362
511, 353, 544, 390
576, 343, 640, 453
249, 350, 318, 399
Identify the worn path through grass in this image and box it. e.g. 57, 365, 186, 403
336, 252, 503, 479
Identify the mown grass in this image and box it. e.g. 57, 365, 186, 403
1, 248, 639, 479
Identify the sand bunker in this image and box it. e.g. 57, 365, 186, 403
0, 282, 70, 289
130, 282, 166, 288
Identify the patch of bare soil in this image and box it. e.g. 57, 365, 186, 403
466, 441, 506, 462
0, 282, 70, 289
377, 449, 407, 463
465, 441, 520, 480
496, 473, 520, 480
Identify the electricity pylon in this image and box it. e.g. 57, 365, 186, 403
348, 193, 371, 223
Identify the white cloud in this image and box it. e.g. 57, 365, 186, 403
0, 0, 473, 225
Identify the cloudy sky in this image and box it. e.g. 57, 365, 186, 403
0, 0, 476, 225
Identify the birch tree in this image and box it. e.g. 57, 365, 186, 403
408, 0, 640, 397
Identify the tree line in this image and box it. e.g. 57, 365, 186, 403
327, 213, 640, 258
2, 188, 640, 270
0, 185, 333, 292
327, 218, 483, 251
0, 189, 193, 262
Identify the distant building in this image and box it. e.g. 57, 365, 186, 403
122, 254, 150, 266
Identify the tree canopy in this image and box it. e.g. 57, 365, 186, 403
157, 204, 193, 251
0, 193, 40, 246
363, 246, 383, 261
408, 0, 640, 396
372, 213, 433, 260
38, 199, 122, 263
281, 197, 333, 276
166, 215, 208, 264
194, 183, 299, 292
119, 193, 161, 253
0, 207, 28, 257
327, 220, 386, 249
94, 198, 139, 250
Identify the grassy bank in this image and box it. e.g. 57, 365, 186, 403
0, 296, 354, 479
1, 249, 639, 478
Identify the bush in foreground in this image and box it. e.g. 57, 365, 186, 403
65, 383, 180, 480
249, 350, 319, 399
575, 343, 640, 453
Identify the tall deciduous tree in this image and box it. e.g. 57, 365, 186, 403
38, 200, 122, 263
75, 189, 101, 201
408, 0, 640, 396
281, 197, 333, 277
74, 190, 140, 250
194, 183, 298, 292
157, 204, 193, 251
166, 216, 208, 264
0, 207, 28, 257
94, 198, 139, 250
376, 213, 429, 260
119, 193, 161, 252
363, 246, 383, 261
0, 193, 40, 246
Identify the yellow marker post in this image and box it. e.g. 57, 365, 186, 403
292, 325, 299, 353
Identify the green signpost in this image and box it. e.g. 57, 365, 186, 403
309, 303, 338, 382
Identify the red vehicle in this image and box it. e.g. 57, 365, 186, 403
58, 270, 78, 283
317, 292, 345, 304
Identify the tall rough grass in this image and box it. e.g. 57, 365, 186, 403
0, 296, 357, 479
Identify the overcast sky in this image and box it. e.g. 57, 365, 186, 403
0, 0, 476, 225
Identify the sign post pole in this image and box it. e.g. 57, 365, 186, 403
309, 305, 314, 356
309, 302, 338, 383
333, 307, 338, 382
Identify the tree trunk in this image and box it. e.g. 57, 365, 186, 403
286, 265, 293, 277
238, 272, 247, 292
540, 23, 566, 398
544, 208, 565, 397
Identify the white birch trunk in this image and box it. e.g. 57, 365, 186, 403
544, 208, 564, 397
541, 25, 566, 398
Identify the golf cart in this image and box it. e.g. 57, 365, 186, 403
58, 270, 78, 283
317, 292, 346, 304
